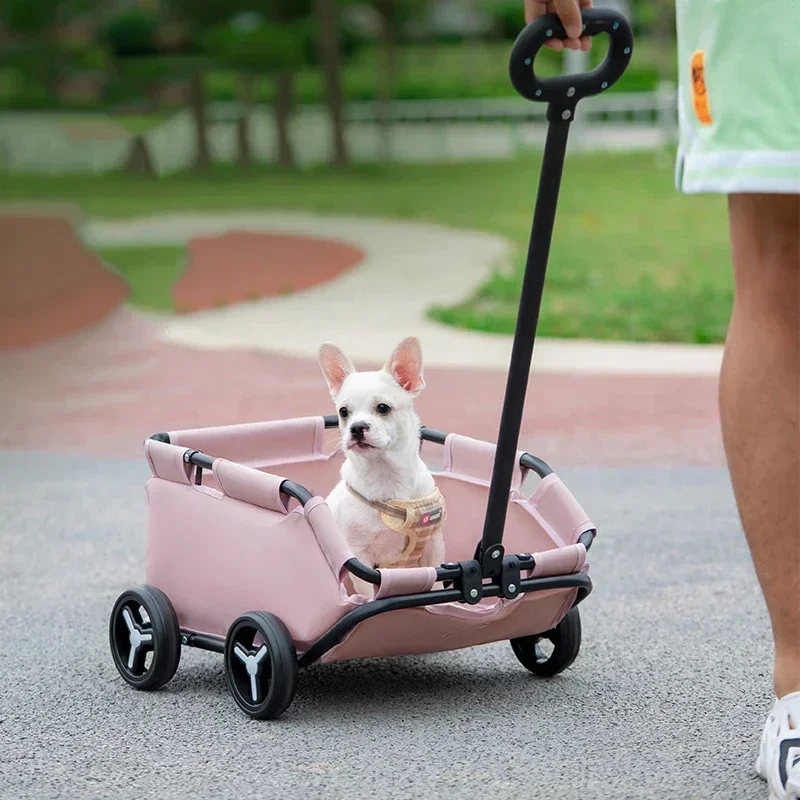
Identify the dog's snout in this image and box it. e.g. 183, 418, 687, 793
350, 422, 370, 440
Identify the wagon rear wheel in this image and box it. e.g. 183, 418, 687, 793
109, 585, 181, 690
224, 611, 298, 720
510, 606, 581, 677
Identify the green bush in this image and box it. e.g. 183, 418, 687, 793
479, 0, 526, 40
102, 9, 159, 59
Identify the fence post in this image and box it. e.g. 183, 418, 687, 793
656, 80, 678, 147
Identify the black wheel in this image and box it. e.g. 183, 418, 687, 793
109, 585, 181, 690
510, 606, 581, 677
224, 611, 298, 720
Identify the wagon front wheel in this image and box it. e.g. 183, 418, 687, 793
109, 585, 181, 690
224, 611, 298, 720
510, 606, 581, 677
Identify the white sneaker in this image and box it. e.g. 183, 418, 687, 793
756, 691, 800, 800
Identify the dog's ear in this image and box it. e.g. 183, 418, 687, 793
384, 336, 426, 396
319, 343, 356, 398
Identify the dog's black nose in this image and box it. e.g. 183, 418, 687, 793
350, 422, 369, 440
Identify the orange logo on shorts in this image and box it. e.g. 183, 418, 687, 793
690, 51, 713, 125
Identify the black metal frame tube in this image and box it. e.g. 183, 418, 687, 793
479, 113, 572, 558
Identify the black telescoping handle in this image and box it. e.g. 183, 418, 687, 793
478, 9, 633, 572
509, 8, 633, 108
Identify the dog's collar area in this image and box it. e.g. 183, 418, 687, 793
345, 483, 446, 569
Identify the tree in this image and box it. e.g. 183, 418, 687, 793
163, 0, 233, 170
366, 0, 428, 162
0, 0, 96, 100
203, 10, 310, 169
313, 0, 349, 167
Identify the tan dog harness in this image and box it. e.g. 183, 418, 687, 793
346, 484, 446, 569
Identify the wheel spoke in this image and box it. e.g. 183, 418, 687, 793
254, 645, 268, 664
127, 642, 139, 669
139, 631, 153, 645
234, 643, 250, 665
122, 607, 135, 633
250, 672, 259, 704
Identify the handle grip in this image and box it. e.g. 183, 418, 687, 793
509, 8, 633, 106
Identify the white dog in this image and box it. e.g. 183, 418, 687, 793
319, 337, 446, 599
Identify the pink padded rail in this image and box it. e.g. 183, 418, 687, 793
144, 439, 193, 484
528, 474, 594, 546
375, 567, 438, 599
442, 433, 527, 490
530, 543, 586, 577
212, 459, 289, 514
169, 415, 327, 469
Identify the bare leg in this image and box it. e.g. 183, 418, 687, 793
722, 193, 800, 699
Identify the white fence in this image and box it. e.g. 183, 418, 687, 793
0, 84, 678, 175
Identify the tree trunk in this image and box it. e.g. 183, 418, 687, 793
124, 134, 155, 175
313, 0, 348, 167
190, 70, 211, 170
376, 0, 397, 163
236, 72, 254, 168
274, 70, 295, 169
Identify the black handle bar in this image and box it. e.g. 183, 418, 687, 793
509, 8, 633, 107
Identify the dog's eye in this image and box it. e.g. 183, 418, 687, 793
339, 407, 349, 419
376, 403, 391, 415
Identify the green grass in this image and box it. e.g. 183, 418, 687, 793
97, 245, 185, 310
0, 150, 732, 342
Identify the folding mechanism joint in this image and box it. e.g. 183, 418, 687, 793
455, 560, 483, 605
476, 542, 505, 579
500, 555, 521, 599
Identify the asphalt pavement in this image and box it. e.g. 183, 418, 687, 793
0, 452, 769, 800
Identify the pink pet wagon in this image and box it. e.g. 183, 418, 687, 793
109, 9, 633, 720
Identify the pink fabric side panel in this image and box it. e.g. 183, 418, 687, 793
144, 479, 350, 649
212, 459, 289, 514
375, 567, 437, 599
144, 439, 193, 484
321, 587, 577, 662
529, 474, 595, 544
303, 496, 354, 579
530, 543, 586, 577
169, 416, 326, 468
442, 433, 525, 489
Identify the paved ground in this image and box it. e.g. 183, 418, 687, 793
85, 212, 724, 375
175, 231, 364, 312
0, 452, 769, 799
0, 308, 723, 466
1, 207, 760, 799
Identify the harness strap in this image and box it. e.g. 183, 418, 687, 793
345, 483, 446, 568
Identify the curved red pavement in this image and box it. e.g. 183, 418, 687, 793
173, 231, 365, 312
0, 212, 128, 348
0, 309, 722, 467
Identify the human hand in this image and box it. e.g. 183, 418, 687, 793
524, 0, 593, 51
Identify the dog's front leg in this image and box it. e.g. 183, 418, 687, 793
419, 533, 446, 576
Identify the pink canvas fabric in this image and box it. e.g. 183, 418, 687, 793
169, 416, 327, 469
530, 543, 586, 577
143, 417, 593, 662
144, 439, 193, 484
212, 459, 289, 514
374, 566, 438, 599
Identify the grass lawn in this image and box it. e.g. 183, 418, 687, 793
97, 245, 185, 310
0, 149, 732, 343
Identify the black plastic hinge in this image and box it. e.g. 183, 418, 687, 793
481, 543, 505, 579
455, 560, 483, 604
500, 555, 521, 599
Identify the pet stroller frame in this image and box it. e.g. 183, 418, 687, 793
109, 9, 633, 720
